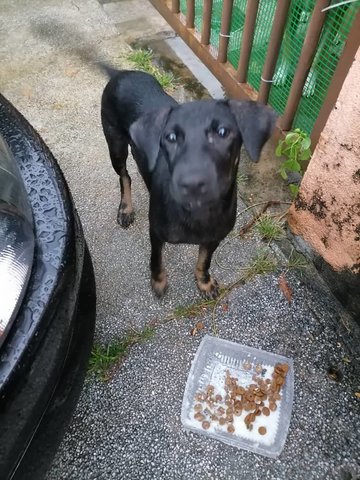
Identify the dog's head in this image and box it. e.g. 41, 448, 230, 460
130, 100, 276, 213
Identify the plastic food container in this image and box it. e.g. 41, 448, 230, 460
181, 335, 294, 458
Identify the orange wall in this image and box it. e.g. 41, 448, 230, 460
287, 52, 360, 274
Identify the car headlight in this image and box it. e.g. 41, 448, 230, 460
0, 135, 34, 347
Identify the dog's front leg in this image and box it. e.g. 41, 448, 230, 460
150, 229, 168, 298
195, 242, 220, 299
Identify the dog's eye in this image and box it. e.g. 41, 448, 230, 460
166, 132, 177, 143
216, 127, 229, 138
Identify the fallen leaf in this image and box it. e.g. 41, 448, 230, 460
190, 326, 198, 336
222, 304, 229, 312
278, 273, 293, 303
196, 321, 205, 330
64, 67, 79, 77
342, 356, 351, 364
355, 392, 360, 399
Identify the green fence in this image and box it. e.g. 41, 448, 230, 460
179, 0, 358, 135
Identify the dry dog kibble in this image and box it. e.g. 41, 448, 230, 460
192, 361, 289, 436
194, 412, 205, 421
262, 406, 270, 416
227, 424, 235, 434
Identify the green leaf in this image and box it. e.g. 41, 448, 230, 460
275, 144, 283, 157
299, 148, 311, 160
289, 184, 299, 197
301, 137, 311, 150
285, 132, 298, 145
279, 169, 288, 180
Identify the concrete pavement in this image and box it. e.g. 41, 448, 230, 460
1, 0, 359, 478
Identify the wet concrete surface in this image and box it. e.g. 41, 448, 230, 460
0, 0, 359, 479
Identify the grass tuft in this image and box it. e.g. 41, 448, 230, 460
126, 48, 177, 91
255, 215, 285, 242
242, 250, 277, 282
88, 327, 154, 382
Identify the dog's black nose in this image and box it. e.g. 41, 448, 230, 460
179, 176, 207, 197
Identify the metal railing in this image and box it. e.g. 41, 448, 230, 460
149, 0, 360, 146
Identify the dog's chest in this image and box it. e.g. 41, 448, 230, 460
152, 204, 235, 245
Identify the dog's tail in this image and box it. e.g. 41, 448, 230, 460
31, 18, 119, 78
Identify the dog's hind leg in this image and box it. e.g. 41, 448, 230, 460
150, 229, 168, 298
195, 242, 220, 299
102, 119, 135, 228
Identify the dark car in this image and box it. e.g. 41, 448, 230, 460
0, 94, 96, 480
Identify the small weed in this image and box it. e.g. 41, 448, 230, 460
255, 215, 285, 242
88, 327, 154, 381
276, 128, 312, 197
237, 172, 248, 188
127, 48, 153, 70
242, 250, 277, 281
286, 251, 308, 271
169, 297, 219, 321
127, 48, 177, 91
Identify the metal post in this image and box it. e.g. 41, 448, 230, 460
186, 0, 195, 28
280, 0, 331, 131
258, 0, 291, 104
201, 0, 213, 45
171, 0, 180, 14
218, 0, 234, 63
235, 0, 260, 82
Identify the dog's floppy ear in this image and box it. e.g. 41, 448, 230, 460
227, 100, 277, 162
129, 107, 172, 171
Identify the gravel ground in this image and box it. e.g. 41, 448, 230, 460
1, 0, 359, 479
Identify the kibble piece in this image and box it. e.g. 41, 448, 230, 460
258, 426, 267, 435
202, 421, 211, 430
236, 386, 245, 395
194, 404, 203, 412
243, 361, 252, 371
234, 408, 242, 416
269, 402, 277, 412
219, 417, 226, 426
227, 424, 235, 434
255, 363, 263, 374
194, 412, 205, 421
217, 406, 225, 416
262, 407, 270, 416
273, 392, 281, 401
215, 394, 223, 402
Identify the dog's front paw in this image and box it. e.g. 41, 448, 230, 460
117, 204, 135, 228
151, 271, 168, 299
196, 276, 220, 299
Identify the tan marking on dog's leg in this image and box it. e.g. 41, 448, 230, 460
118, 174, 135, 228
195, 244, 220, 299
151, 269, 168, 298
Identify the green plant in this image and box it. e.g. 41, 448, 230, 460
255, 214, 285, 242
242, 250, 277, 281
236, 172, 248, 188
88, 327, 154, 381
275, 128, 312, 197
127, 48, 177, 91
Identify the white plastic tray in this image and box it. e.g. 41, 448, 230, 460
181, 335, 294, 458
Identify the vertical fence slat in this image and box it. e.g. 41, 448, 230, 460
280, 0, 331, 131
235, 0, 260, 82
186, 0, 195, 28
258, 0, 290, 104
201, 0, 213, 45
218, 0, 234, 63
171, 0, 180, 14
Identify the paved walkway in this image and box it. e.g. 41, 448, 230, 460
1, 1, 359, 479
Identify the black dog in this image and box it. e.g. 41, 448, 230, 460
101, 67, 276, 299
